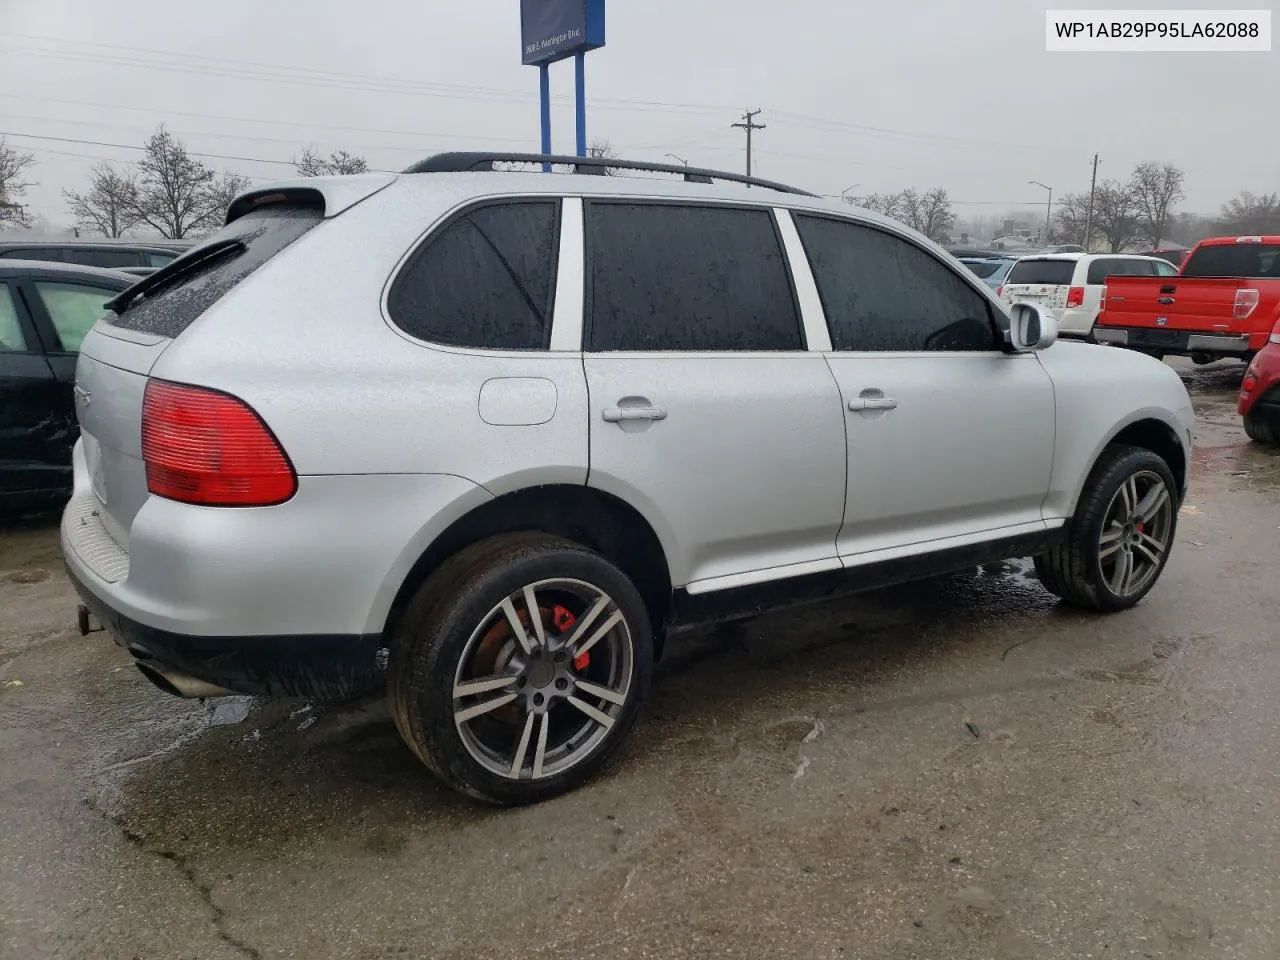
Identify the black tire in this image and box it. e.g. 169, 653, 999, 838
1034, 444, 1179, 612
1244, 408, 1278, 445
389, 533, 653, 805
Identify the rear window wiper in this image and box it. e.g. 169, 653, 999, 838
106, 237, 246, 314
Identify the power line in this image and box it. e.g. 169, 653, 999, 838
0, 130, 394, 172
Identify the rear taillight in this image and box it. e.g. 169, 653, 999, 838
996, 285, 1003, 298
141, 380, 296, 507
1100, 284, 1108, 309
1243, 373, 1258, 393
1271, 319, 1280, 344
1066, 286, 1085, 308
1234, 288, 1260, 320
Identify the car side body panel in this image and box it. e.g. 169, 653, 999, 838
1034, 340, 1194, 519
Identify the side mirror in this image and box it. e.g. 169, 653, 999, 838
1008, 301, 1059, 352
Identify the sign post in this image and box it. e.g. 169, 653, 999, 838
520, 0, 606, 159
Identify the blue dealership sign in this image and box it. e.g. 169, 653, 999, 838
521, 0, 605, 65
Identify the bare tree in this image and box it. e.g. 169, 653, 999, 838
128, 126, 250, 238
63, 162, 141, 238
1056, 192, 1092, 246
586, 139, 619, 175
130, 126, 216, 239
293, 147, 369, 177
900, 187, 955, 242
859, 192, 908, 222
1218, 191, 1280, 235
1091, 180, 1142, 252
196, 172, 253, 233
1129, 161, 1185, 247
0, 139, 36, 227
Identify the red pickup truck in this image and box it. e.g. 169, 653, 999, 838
1094, 235, 1280, 364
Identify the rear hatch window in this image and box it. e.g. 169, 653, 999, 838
962, 260, 1003, 279
1006, 259, 1075, 285
108, 196, 324, 338
1181, 244, 1280, 279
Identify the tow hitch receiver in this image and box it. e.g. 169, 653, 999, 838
76, 604, 104, 636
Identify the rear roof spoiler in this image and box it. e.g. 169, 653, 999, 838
225, 173, 396, 225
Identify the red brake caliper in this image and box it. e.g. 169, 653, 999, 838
552, 604, 590, 671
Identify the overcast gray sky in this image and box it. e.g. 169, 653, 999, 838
2, 0, 1277, 232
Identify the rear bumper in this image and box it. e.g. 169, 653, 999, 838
1094, 327, 1255, 355
68, 561, 382, 698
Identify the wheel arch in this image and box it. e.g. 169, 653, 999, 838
381, 484, 674, 657
1070, 412, 1189, 516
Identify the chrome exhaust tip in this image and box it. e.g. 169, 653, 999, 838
136, 662, 238, 699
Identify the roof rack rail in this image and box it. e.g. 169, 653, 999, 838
401, 152, 816, 197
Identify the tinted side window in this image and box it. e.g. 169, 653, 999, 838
586, 203, 801, 352
0, 284, 28, 351
795, 215, 995, 352
146, 252, 178, 267
389, 201, 559, 350
0, 248, 63, 262
1087, 258, 1128, 284
70, 248, 142, 269
34, 282, 118, 352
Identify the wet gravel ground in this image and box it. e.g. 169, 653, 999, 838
3, 360, 1280, 960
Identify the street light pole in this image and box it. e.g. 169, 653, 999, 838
664, 153, 688, 167
841, 183, 860, 205
1028, 180, 1053, 243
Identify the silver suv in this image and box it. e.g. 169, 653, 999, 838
62, 153, 1196, 804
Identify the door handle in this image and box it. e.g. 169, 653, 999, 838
602, 405, 667, 423
848, 397, 898, 411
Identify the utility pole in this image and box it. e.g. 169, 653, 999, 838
1083, 153, 1099, 250
732, 109, 765, 178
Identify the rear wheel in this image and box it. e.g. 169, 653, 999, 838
1035, 445, 1178, 612
389, 533, 652, 805
1244, 407, 1278, 445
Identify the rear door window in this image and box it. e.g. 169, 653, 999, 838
33, 282, 119, 353
795, 214, 995, 352
585, 202, 802, 351
962, 261, 1002, 279
1087, 258, 1136, 284
109, 199, 325, 338
0, 284, 28, 351
388, 200, 560, 350
145, 251, 178, 267
1006, 259, 1076, 285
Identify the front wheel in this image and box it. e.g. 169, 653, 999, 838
389, 533, 653, 805
1034, 445, 1178, 612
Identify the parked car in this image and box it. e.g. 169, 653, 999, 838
1095, 236, 1280, 364
0, 240, 192, 277
959, 255, 1017, 291
62, 153, 1195, 805
1239, 320, 1280, 443
0, 261, 136, 514
1001, 253, 1179, 338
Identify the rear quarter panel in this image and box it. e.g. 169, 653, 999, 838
148, 179, 589, 494
1035, 340, 1193, 519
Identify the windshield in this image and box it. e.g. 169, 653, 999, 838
1181, 243, 1280, 278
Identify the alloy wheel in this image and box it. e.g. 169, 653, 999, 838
451, 578, 634, 781
1097, 470, 1174, 598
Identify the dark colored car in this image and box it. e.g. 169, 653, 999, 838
0, 260, 135, 514
0, 240, 192, 277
